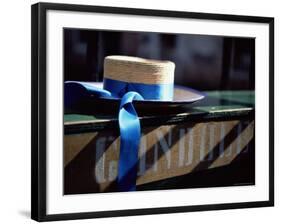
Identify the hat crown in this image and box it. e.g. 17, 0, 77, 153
104, 55, 175, 85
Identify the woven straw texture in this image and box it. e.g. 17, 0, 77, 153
104, 55, 175, 84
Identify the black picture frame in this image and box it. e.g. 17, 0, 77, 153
31, 2, 274, 222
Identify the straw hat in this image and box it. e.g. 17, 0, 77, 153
64, 55, 205, 113
104, 55, 175, 85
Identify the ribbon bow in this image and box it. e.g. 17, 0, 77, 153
65, 78, 173, 191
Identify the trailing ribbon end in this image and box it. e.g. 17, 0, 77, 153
117, 91, 144, 192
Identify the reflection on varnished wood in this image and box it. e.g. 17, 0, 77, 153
64, 120, 254, 194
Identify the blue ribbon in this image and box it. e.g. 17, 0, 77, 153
104, 78, 173, 100
64, 78, 173, 191
117, 91, 143, 191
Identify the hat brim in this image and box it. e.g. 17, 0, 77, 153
65, 82, 205, 115
87, 82, 205, 104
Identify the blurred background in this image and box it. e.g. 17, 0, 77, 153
64, 29, 255, 91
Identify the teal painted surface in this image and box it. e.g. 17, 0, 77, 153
64, 91, 254, 126
194, 90, 254, 112
64, 114, 97, 122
